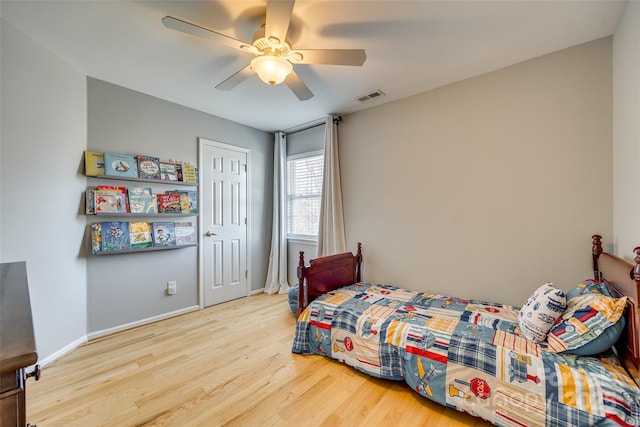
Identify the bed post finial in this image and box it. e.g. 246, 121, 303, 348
592, 235, 603, 281
632, 247, 640, 285
356, 242, 363, 282
297, 251, 306, 317
592, 235, 603, 256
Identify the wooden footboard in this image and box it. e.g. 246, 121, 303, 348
296, 243, 362, 317
592, 235, 640, 384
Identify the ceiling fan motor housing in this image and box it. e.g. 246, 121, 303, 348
244, 27, 303, 63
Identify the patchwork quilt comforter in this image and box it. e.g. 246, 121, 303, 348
292, 283, 640, 426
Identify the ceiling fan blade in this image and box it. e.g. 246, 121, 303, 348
162, 16, 249, 52
295, 49, 366, 66
215, 65, 255, 90
284, 70, 314, 101
265, 0, 295, 42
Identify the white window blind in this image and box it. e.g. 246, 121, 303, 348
287, 152, 324, 239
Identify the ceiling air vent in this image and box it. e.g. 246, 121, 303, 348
356, 90, 385, 103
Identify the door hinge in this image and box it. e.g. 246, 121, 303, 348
244, 217, 247, 225
243, 164, 247, 172
245, 270, 248, 278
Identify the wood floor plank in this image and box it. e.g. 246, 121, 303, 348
27, 293, 492, 426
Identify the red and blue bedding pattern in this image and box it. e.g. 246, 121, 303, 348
292, 283, 640, 426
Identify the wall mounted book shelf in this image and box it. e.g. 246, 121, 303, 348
83, 151, 198, 255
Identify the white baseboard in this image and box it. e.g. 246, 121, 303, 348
38, 335, 87, 368
87, 305, 200, 341
251, 287, 265, 295
35, 306, 200, 370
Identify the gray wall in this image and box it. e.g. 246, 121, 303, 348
86, 78, 273, 334
612, 1, 640, 261
340, 37, 613, 306
1, 20, 88, 362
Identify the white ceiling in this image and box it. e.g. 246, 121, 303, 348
1, 0, 627, 132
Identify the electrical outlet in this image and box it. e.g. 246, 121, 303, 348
167, 281, 177, 295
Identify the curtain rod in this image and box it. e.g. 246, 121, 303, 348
285, 121, 324, 136
284, 115, 342, 136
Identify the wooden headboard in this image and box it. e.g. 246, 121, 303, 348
592, 235, 640, 383
296, 243, 362, 317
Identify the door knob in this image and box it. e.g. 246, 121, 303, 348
205, 231, 216, 237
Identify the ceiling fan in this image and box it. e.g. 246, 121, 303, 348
162, 0, 366, 101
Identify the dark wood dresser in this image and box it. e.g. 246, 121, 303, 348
1, 262, 39, 427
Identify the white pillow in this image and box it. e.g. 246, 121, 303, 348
518, 282, 567, 343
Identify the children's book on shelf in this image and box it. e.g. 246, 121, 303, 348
175, 221, 197, 246
135, 155, 161, 180
101, 221, 130, 252
170, 190, 198, 214
157, 193, 183, 213
86, 187, 98, 214
177, 194, 190, 214
84, 151, 105, 176
90, 223, 102, 254
129, 221, 153, 249
152, 222, 176, 247
174, 163, 183, 182
128, 187, 156, 213
160, 162, 179, 181
104, 152, 138, 178
93, 189, 126, 213
186, 190, 198, 214
181, 163, 197, 184
97, 185, 129, 212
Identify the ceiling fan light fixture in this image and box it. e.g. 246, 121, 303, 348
250, 54, 293, 86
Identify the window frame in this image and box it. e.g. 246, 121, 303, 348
285, 149, 324, 242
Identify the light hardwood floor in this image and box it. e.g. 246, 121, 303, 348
27, 294, 492, 427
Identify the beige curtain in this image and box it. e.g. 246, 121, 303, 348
316, 116, 347, 257
264, 132, 289, 294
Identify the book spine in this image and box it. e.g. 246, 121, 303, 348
91, 223, 102, 254
86, 188, 96, 215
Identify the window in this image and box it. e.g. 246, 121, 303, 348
287, 151, 324, 239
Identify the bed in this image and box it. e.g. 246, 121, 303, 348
292, 236, 640, 426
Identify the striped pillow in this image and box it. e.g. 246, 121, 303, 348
546, 293, 627, 353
